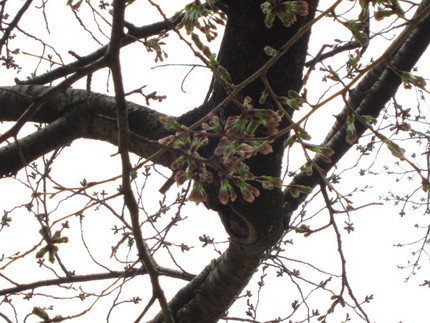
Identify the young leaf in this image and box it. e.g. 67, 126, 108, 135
218, 177, 237, 205
32, 307, 50, 320
306, 144, 334, 163
288, 184, 312, 198
255, 175, 283, 190
264, 46, 278, 57
401, 72, 427, 89
380, 135, 406, 160
345, 115, 357, 144
297, 127, 311, 140
217, 65, 231, 82
422, 178, 430, 192
300, 162, 313, 176
285, 135, 296, 147
159, 116, 180, 131
234, 179, 260, 203
281, 90, 306, 109
189, 181, 207, 205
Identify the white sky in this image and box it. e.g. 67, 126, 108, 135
1, 1, 430, 322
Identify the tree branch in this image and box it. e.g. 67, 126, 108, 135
109, 1, 174, 321
148, 242, 265, 323
0, 0, 33, 54
283, 0, 430, 215
0, 267, 194, 297
0, 85, 177, 177
0, 102, 88, 176
16, 1, 208, 86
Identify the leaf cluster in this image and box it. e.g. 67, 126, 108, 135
177, 0, 226, 42
159, 97, 284, 205
261, 0, 309, 28
35, 228, 69, 264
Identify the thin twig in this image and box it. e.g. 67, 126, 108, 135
107, 1, 174, 322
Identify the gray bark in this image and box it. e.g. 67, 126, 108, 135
0, 1, 429, 322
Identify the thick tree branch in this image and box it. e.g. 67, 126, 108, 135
283, 0, 430, 215
0, 85, 178, 177
1, 1, 429, 322
148, 242, 265, 323
0, 102, 89, 176
1, 1, 320, 321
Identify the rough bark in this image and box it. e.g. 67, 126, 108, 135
0, 1, 429, 322
283, 0, 430, 214
0, 85, 174, 175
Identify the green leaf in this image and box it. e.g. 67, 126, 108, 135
264, 46, 278, 57
345, 115, 357, 144
180, 1, 208, 34
361, 115, 377, 125
380, 135, 406, 160
284, 135, 296, 147
231, 162, 253, 180
191, 33, 203, 49
159, 116, 180, 131
35, 246, 48, 259
217, 65, 231, 82
281, 90, 306, 109
218, 177, 237, 205
189, 181, 207, 205
422, 179, 430, 192
297, 127, 311, 140
307, 145, 334, 163
261, 1, 309, 28
32, 307, 50, 320
255, 175, 282, 190
263, 12, 275, 28
259, 90, 269, 104
234, 179, 260, 203
401, 72, 427, 89
293, 224, 310, 234
345, 20, 368, 45
300, 162, 313, 176
202, 114, 222, 133
288, 184, 312, 198
374, 9, 395, 20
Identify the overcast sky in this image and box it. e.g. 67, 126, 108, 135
1, 1, 430, 322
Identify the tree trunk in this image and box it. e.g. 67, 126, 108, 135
0, 1, 429, 322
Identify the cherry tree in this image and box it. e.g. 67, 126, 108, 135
0, 0, 430, 322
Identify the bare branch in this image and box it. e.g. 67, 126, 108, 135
108, 1, 174, 321
0, 267, 194, 297
0, 0, 33, 53
283, 0, 430, 215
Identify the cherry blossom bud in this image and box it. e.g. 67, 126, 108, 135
158, 135, 175, 145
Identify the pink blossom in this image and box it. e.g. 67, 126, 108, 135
158, 135, 175, 145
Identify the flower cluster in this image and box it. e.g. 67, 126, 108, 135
144, 31, 168, 63
207, 98, 283, 203
159, 117, 213, 204
401, 72, 427, 90
261, 0, 309, 28
344, 19, 369, 46
159, 97, 284, 205
373, 0, 405, 21
36, 229, 69, 264
280, 90, 306, 110
177, 0, 226, 42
